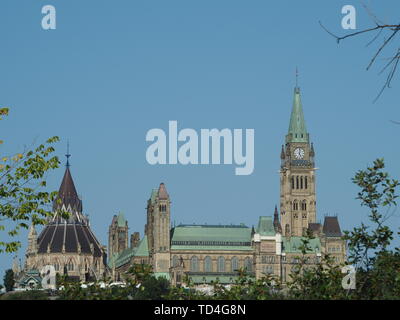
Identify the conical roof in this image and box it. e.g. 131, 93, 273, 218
158, 183, 169, 200
117, 212, 127, 227
53, 166, 82, 214
287, 87, 308, 143
37, 160, 104, 258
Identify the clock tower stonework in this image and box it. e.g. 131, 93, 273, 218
280, 86, 316, 237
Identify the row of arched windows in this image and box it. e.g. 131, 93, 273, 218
291, 176, 308, 190
41, 259, 94, 272
159, 204, 167, 212
173, 256, 252, 273
292, 200, 307, 211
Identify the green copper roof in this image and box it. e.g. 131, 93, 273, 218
171, 224, 252, 251
109, 235, 149, 268
171, 225, 251, 243
287, 87, 308, 143
117, 212, 126, 227
282, 236, 321, 253
135, 235, 149, 257
113, 247, 136, 268
150, 189, 158, 204
256, 216, 275, 236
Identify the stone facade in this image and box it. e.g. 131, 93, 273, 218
23, 160, 108, 282
18, 84, 346, 287
109, 85, 347, 286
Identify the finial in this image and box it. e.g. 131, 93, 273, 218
295, 67, 299, 88
65, 141, 71, 167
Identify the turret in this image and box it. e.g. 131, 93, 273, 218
26, 224, 38, 256
273, 206, 282, 234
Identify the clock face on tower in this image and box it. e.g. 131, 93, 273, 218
294, 148, 305, 159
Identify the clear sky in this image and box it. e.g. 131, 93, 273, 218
1, 0, 399, 279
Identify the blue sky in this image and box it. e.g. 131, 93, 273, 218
1, 1, 399, 279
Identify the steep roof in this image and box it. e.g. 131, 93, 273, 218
135, 235, 149, 257
286, 87, 309, 143
37, 162, 104, 259
150, 189, 158, 204
109, 235, 149, 268
53, 166, 82, 213
256, 216, 275, 236
158, 183, 169, 200
308, 223, 322, 235
117, 212, 126, 227
323, 216, 342, 237
37, 223, 103, 257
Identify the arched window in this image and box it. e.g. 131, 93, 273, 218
231, 257, 239, 272
291, 176, 295, 189
305, 176, 308, 189
172, 255, 179, 267
217, 256, 225, 272
190, 256, 198, 272
300, 176, 303, 189
293, 200, 298, 211
244, 257, 253, 272
204, 256, 212, 272
296, 176, 299, 189
67, 260, 74, 271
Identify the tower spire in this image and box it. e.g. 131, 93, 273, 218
65, 141, 71, 168
286, 85, 308, 143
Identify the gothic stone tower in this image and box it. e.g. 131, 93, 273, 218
108, 212, 129, 259
280, 86, 317, 237
146, 183, 171, 273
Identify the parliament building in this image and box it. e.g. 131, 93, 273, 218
108, 85, 346, 285
18, 84, 346, 288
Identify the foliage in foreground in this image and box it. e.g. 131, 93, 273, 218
5, 159, 400, 300
0, 290, 49, 300
3, 269, 15, 292
0, 107, 61, 253
56, 159, 400, 300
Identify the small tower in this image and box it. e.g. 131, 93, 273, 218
26, 224, 38, 255
12, 256, 21, 275
147, 183, 171, 273
108, 212, 129, 259
273, 206, 282, 234
130, 232, 140, 248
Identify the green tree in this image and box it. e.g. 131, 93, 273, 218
344, 158, 400, 299
211, 268, 283, 300
58, 264, 171, 300
286, 233, 346, 300
3, 269, 15, 292
0, 290, 49, 300
0, 107, 60, 253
